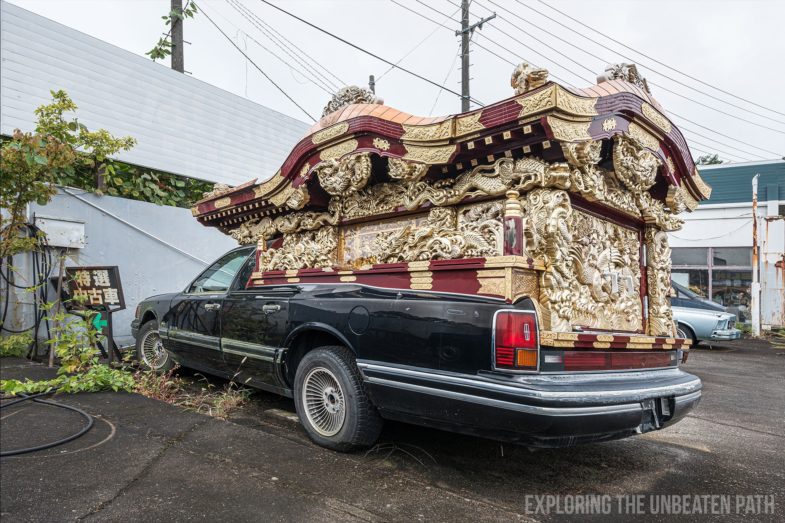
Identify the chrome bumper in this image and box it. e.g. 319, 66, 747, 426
709, 328, 742, 340
358, 361, 702, 447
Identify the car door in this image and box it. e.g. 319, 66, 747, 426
219, 254, 294, 391
162, 247, 253, 373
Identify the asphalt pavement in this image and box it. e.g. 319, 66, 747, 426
1, 339, 783, 522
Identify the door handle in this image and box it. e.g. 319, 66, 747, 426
204, 303, 221, 311
262, 304, 281, 314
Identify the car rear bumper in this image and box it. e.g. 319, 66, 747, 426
709, 328, 741, 340
358, 361, 701, 447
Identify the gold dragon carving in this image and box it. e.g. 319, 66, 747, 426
373, 202, 503, 263
511, 62, 549, 94
259, 227, 338, 271
645, 227, 675, 336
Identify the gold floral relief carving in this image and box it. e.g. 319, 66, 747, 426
645, 227, 675, 336
455, 112, 485, 136
555, 86, 598, 116
665, 157, 676, 174
254, 170, 285, 198
627, 122, 660, 150
213, 197, 231, 209
641, 103, 672, 134
319, 139, 359, 161
602, 118, 617, 132
269, 184, 297, 208
388, 158, 428, 182
402, 144, 456, 164
546, 116, 591, 142
516, 84, 556, 118
401, 120, 453, 141
312, 122, 349, 145
372, 137, 390, 151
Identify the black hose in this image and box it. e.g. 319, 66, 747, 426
0, 392, 94, 457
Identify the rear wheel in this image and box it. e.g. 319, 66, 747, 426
677, 323, 699, 347
136, 321, 174, 373
294, 346, 383, 451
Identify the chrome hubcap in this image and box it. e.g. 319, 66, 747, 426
302, 367, 346, 436
140, 329, 168, 370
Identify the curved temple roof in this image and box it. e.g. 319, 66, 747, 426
193, 69, 711, 230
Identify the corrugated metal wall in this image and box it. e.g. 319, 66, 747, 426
0, 0, 309, 186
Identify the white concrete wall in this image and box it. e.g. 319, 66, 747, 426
2, 189, 238, 347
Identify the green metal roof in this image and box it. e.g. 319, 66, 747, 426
698, 160, 785, 205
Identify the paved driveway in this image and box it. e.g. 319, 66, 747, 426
1, 340, 783, 521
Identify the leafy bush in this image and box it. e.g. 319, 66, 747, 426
0, 334, 32, 358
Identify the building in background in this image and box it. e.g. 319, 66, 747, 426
670, 160, 784, 327
1, 1, 310, 345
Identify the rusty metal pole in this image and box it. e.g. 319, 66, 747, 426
751, 174, 761, 337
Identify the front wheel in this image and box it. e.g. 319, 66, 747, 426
135, 321, 175, 373
294, 346, 383, 451
677, 323, 699, 347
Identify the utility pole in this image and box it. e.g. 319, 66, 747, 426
455, 0, 496, 112
171, 0, 185, 73
751, 174, 761, 337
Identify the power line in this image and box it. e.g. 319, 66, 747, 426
226, 0, 337, 94
501, 0, 785, 128
430, 44, 462, 115
227, 0, 344, 91
382, 1, 462, 82
487, 0, 785, 134
441, 1, 761, 161
533, 0, 785, 119
467, 0, 781, 157
257, 0, 485, 106
199, 3, 317, 121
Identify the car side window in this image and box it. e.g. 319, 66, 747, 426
187, 249, 251, 294
230, 253, 256, 291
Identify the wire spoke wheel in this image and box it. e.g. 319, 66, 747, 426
302, 367, 346, 437
140, 329, 168, 370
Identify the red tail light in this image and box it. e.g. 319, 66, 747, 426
562, 351, 676, 371
494, 311, 539, 371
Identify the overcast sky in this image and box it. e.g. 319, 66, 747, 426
7, 0, 784, 163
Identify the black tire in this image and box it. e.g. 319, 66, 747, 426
677, 323, 699, 348
135, 320, 175, 373
293, 346, 383, 451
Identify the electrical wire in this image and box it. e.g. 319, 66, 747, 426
448, 0, 779, 161
0, 391, 94, 457
532, 0, 785, 119
496, 0, 785, 134
219, 1, 334, 95
380, 1, 462, 82
429, 44, 462, 115
256, 0, 485, 107
198, 3, 317, 121
226, 0, 340, 94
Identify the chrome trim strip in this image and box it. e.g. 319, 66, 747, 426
365, 377, 643, 417
222, 347, 274, 362
221, 338, 277, 356
357, 361, 702, 403
168, 329, 220, 350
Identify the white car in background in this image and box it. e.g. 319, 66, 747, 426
673, 306, 741, 346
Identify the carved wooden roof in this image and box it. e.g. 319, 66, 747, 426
192, 78, 709, 230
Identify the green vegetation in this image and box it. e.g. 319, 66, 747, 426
146, 1, 199, 61
0, 334, 32, 358
0, 305, 134, 395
